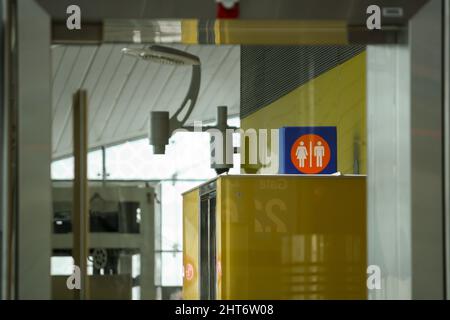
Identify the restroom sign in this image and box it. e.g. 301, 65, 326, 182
279, 127, 337, 174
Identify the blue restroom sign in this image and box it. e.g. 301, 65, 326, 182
279, 127, 337, 174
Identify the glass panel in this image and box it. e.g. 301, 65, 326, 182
105, 134, 216, 180
161, 252, 183, 287
51, 150, 103, 180
52, 181, 155, 300
51, 157, 74, 180
8, 0, 443, 303
104, 118, 240, 180
87, 150, 104, 180
154, 252, 162, 287
51, 256, 73, 276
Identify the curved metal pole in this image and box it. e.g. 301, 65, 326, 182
169, 64, 201, 131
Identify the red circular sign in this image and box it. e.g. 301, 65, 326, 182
185, 263, 194, 281
290, 134, 331, 174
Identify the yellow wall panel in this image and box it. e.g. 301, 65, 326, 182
241, 51, 366, 175
182, 188, 200, 299
218, 175, 367, 299
183, 175, 367, 300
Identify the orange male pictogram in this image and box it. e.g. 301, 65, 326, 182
290, 134, 331, 174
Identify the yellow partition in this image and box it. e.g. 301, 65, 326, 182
183, 175, 367, 300
182, 188, 200, 299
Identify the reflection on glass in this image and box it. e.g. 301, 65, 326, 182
282, 234, 363, 299
50, 120, 241, 299
51, 182, 153, 300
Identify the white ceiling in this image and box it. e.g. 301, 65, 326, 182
51, 44, 240, 159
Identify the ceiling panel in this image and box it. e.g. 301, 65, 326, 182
52, 46, 97, 151
51, 44, 240, 159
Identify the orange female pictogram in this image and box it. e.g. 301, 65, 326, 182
290, 134, 331, 174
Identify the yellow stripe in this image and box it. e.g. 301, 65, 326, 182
215, 20, 348, 45
181, 19, 198, 44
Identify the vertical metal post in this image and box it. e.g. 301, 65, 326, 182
444, 0, 450, 300
0, 0, 10, 300
101, 146, 106, 186
410, 0, 445, 299
73, 89, 90, 300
